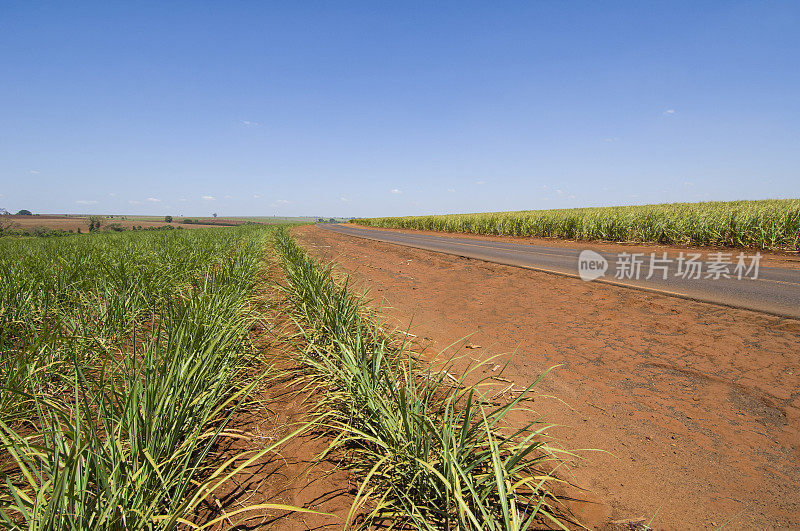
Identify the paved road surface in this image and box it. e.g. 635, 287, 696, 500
320, 224, 800, 319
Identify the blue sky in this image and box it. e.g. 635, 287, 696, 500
1, 1, 798, 217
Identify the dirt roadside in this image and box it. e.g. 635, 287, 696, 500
293, 224, 800, 530
340, 223, 800, 270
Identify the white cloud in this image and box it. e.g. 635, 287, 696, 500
76, 200, 98, 205
28, 170, 39, 174
447, 188, 456, 193
241, 120, 260, 126
475, 180, 486, 185
201, 195, 215, 201
129, 200, 141, 205
663, 109, 676, 115
146, 197, 161, 203
390, 188, 403, 194
252, 194, 261, 199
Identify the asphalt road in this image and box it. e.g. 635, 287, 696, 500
320, 224, 800, 319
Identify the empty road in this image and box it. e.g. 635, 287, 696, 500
320, 224, 800, 319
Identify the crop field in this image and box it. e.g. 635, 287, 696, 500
0, 226, 283, 527
0, 215, 328, 237
353, 199, 800, 251
0, 225, 569, 529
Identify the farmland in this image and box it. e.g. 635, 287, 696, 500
0, 214, 322, 236
0, 225, 569, 529
0, 226, 279, 527
353, 199, 800, 251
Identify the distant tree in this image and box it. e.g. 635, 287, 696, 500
0, 216, 15, 234
165, 215, 173, 223
212, 213, 218, 218
16, 209, 32, 216
88, 216, 101, 232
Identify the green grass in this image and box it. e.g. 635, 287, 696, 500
274, 229, 572, 530
0, 226, 312, 528
353, 199, 800, 250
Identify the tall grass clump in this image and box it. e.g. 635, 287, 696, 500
353, 199, 800, 251
273, 229, 571, 530
0, 226, 302, 528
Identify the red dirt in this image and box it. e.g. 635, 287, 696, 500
199, 309, 355, 530
201, 369, 354, 530
293, 224, 800, 530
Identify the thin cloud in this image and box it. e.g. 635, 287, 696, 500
201, 195, 215, 201
76, 200, 99, 205
475, 180, 486, 185
556, 189, 564, 196
146, 197, 161, 203
241, 120, 260, 126
108, 192, 117, 197
252, 194, 261, 199
223, 194, 232, 199
271, 199, 291, 207
663, 109, 676, 115
129, 200, 141, 205
178, 198, 188, 202
447, 188, 456, 193
390, 189, 403, 194
28, 170, 40, 174
604, 137, 620, 142
340, 197, 350, 202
